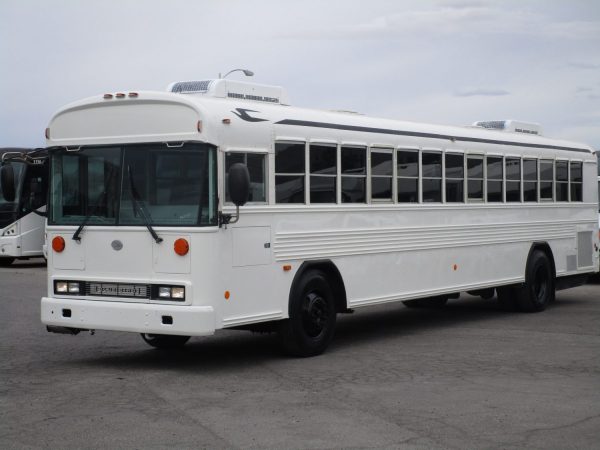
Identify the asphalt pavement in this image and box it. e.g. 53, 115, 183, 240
1, 260, 599, 449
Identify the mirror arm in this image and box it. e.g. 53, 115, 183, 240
219, 206, 240, 227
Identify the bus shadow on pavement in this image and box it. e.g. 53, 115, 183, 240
69, 294, 586, 371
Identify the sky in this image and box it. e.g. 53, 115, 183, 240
1, 0, 599, 149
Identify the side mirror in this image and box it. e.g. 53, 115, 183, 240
228, 163, 250, 207
0, 164, 16, 202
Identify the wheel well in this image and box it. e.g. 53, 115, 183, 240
290, 260, 348, 313
528, 242, 556, 279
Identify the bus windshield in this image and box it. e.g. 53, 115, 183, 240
0, 163, 25, 206
49, 143, 217, 227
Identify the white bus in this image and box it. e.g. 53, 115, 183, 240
21, 79, 598, 356
0, 148, 48, 266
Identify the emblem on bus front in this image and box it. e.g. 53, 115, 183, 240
111, 240, 123, 251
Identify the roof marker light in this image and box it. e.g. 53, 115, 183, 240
103, 94, 113, 99
45, 128, 50, 139
115, 93, 125, 98
128, 92, 138, 98
197, 120, 203, 133
222, 118, 231, 124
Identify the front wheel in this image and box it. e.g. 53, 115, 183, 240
516, 250, 555, 312
278, 270, 337, 357
141, 333, 190, 349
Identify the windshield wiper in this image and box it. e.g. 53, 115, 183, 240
127, 165, 163, 244
72, 191, 107, 242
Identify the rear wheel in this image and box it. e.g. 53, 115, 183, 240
516, 250, 555, 312
141, 333, 190, 349
0, 257, 15, 267
403, 296, 448, 308
278, 270, 336, 357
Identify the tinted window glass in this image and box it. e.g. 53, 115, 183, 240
422, 152, 442, 178
506, 158, 521, 181
570, 161, 582, 182
487, 157, 503, 180
275, 175, 304, 203
445, 153, 464, 178
372, 178, 392, 199
275, 142, 305, 174
556, 161, 568, 181
398, 178, 418, 203
310, 176, 336, 203
341, 177, 365, 203
523, 159, 537, 181
310, 145, 336, 175
371, 151, 392, 176
467, 156, 484, 179
341, 147, 366, 174
397, 151, 418, 177
423, 179, 442, 202
341, 147, 366, 203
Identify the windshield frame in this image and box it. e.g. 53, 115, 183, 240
48, 141, 218, 227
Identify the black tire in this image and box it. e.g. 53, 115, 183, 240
516, 250, 555, 312
0, 257, 15, 267
278, 270, 337, 357
497, 286, 519, 311
403, 296, 448, 308
141, 333, 190, 349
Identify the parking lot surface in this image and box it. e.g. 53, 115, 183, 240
1, 260, 599, 449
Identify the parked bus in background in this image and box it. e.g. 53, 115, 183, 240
0, 148, 48, 266
12, 79, 598, 356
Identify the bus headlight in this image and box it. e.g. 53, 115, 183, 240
154, 285, 185, 300
54, 281, 81, 295
2, 224, 17, 236
171, 287, 185, 299
158, 287, 172, 298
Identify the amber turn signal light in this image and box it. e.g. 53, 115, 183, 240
52, 236, 65, 253
174, 238, 189, 256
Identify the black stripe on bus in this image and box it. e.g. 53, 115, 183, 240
274, 119, 592, 154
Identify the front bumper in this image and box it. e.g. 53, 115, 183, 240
41, 297, 216, 336
0, 235, 21, 258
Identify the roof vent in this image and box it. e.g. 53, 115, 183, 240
169, 80, 213, 94
472, 120, 542, 136
166, 79, 290, 105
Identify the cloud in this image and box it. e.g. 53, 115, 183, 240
454, 88, 510, 97
282, 4, 600, 41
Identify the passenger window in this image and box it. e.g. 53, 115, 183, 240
422, 151, 442, 202
310, 144, 337, 204
523, 159, 538, 202
487, 156, 503, 202
539, 160, 554, 200
341, 146, 366, 203
506, 158, 521, 202
570, 161, 583, 201
556, 160, 568, 201
397, 150, 419, 203
225, 152, 266, 203
371, 148, 393, 201
445, 153, 464, 203
467, 155, 484, 201
275, 142, 305, 204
